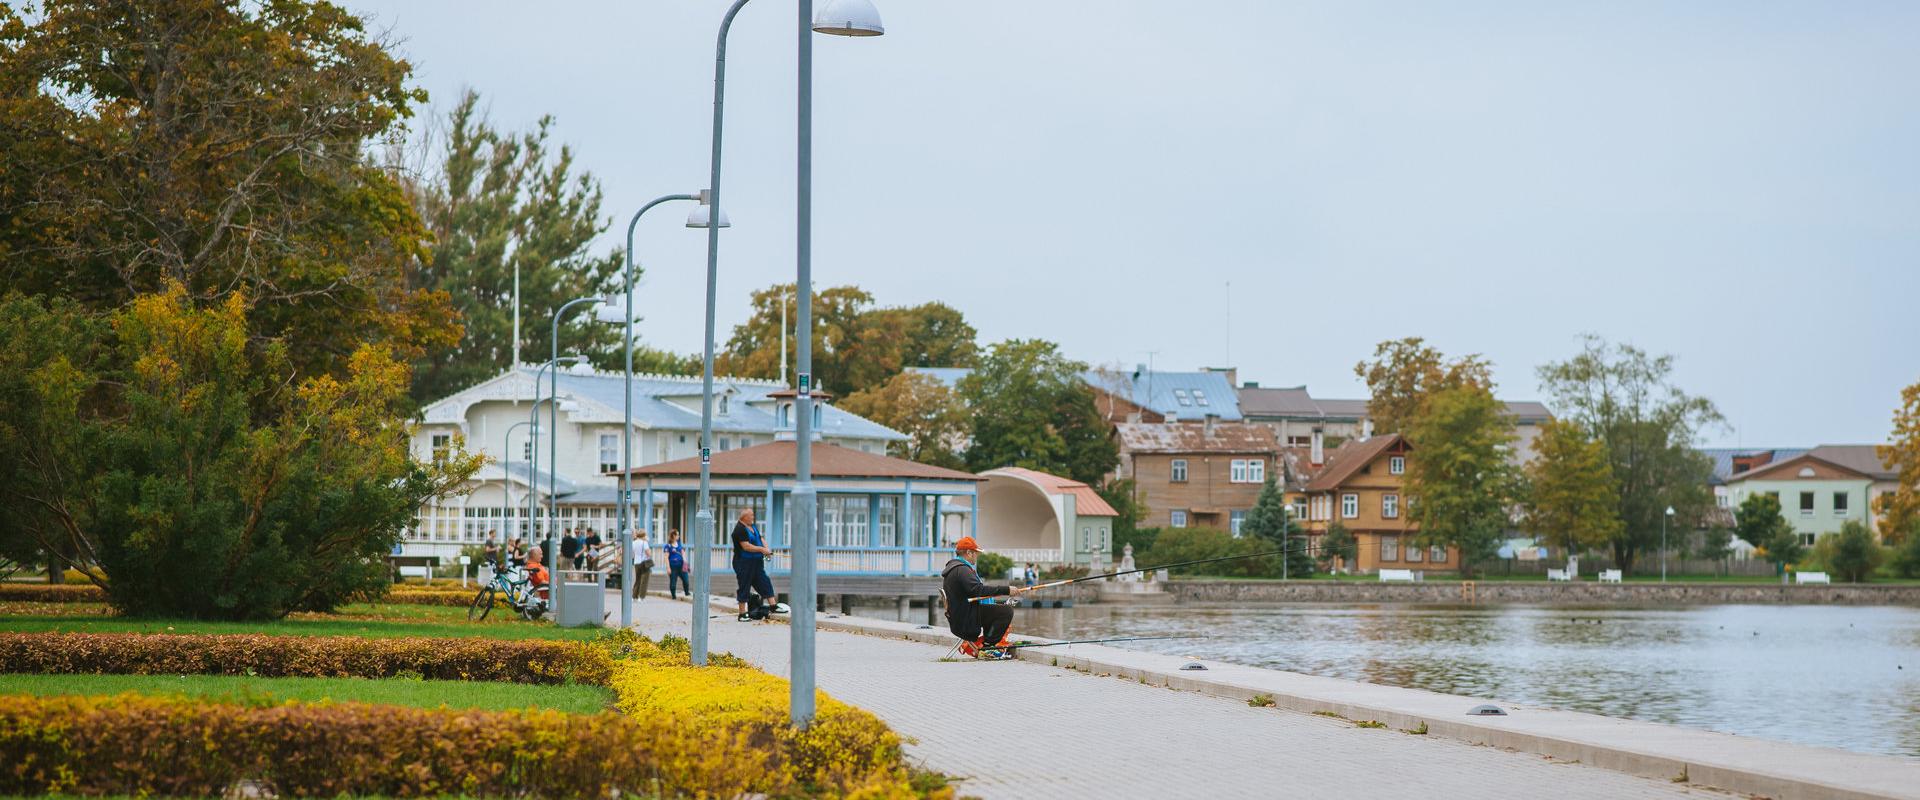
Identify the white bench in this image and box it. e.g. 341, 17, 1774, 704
1378, 569, 1420, 583
1598, 569, 1622, 583
1547, 568, 1571, 581
1795, 571, 1831, 585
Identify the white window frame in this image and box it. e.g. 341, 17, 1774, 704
1230, 510, 1248, 536
1193, 389, 1209, 407
1292, 499, 1308, 521
1380, 535, 1399, 562
1430, 545, 1447, 563
430, 433, 451, 464
1170, 510, 1189, 528
1341, 493, 1359, 519
1248, 459, 1265, 483
1171, 459, 1189, 483
718, 394, 730, 416
1382, 494, 1399, 519
1229, 459, 1247, 483
598, 433, 619, 474
1173, 389, 1192, 406
1389, 456, 1405, 475
1833, 491, 1849, 515
1404, 540, 1424, 562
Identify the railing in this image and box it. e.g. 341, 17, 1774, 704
702, 546, 951, 576
993, 548, 1064, 565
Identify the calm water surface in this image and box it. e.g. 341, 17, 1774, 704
894, 603, 1920, 758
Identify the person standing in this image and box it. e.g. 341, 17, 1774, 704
942, 537, 1027, 658
560, 528, 582, 572
730, 509, 779, 621
628, 529, 653, 600
582, 527, 603, 571
664, 529, 690, 600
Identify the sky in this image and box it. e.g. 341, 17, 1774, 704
343, 0, 1919, 448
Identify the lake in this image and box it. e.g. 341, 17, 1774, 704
901, 602, 1920, 758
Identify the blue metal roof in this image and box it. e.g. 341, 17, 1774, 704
1082, 368, 1243, 421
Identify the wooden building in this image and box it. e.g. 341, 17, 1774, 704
1295, 434, 1459, 574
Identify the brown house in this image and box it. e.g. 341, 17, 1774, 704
1294, 434, 1459, 574
1114, 420, 1279, 533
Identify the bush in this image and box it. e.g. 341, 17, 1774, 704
1114, 525, 1160, 560
0, 583, 106, 603
975, 551, 1014, 580
1142, 527, 1277, 577
1808, 521, 1886, 582
0, 632, 610, 685
1893, 520, 1920, 578
1039, 565, 1090, 581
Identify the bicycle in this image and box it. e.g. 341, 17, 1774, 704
467, 560, 548, 621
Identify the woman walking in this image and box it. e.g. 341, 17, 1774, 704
629, 529, 653, 601
664, 529, 691, 600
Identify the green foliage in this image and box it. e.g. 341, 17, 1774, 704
1523, 419, 1622, 557
1114, 525, 1160, 563
1810, 521, 1886, 583
1099, 478, 1150, 552
975, 552, 1015, 581
1142, 528, 1275, 578
1763, 528, 1806, 573
1696, 527, 1735, 574
1892, 521, 1920, 578
720, 283, 979, 396
1405, 385, 1516, 577
961, 339, 1118, 485
1538, 335, 1721, 574
1242, 478, 1311, 577
1734, 493, 1794, 551
838, 370, 970, 468
1354, 337, 1494, 435
1319, 523, 1358, 572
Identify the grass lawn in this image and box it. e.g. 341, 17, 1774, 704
1170, 572, 1920, 585
0, 602, 600, 641
0, 673, 614, 714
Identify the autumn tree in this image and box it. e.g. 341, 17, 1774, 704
838, 371, 970, 468
719, 283, 978, 396
960, 340, 1117, 485
1876, 378, 1920, 543
1523, 419, 1622, 562
1354, 337, 1494, 435
1405, 384, 1516, 576
1538, 335, 1720, 574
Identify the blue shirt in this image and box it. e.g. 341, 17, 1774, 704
665, 541, 686, 569
731, 522, 764, 562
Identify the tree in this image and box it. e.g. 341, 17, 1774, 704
1405, 384, 1516, 577
1141, 527, 1275, 578
1761, 529, 1806, 582
1733, 492, 1793, 551
960, 340, 1117, 485
1320, 522, 1358, 574
838, 371, 969, 468
1817, 521, 1885, 583
719, 284, 979, 396
1697, 527, 1735, 576
1523, 419, 1622, 562
397, 90, 646, 401
1892, 520, 1920, 578
1877, 378, 1920, 544
1242, 477, 1311, 577
0, 0, 455, 379
1097, 478, 1152, 557
1354, 337, 1493, 435
1538, 335, 1720, 574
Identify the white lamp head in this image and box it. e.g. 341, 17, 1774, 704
686, 205, 731, 229
813, 0, 883, 36
593, 295, 630, 325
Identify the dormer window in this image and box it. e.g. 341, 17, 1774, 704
777, 402, 790, 428
813, 403, 823, 428
718, 394, 730, 416
1193, 389, 1209, 406
1173, 389, 1193, 406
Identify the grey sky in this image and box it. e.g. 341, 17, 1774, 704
345, 0, 1919, 448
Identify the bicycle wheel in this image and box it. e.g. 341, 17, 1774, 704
467, 587, 496, 622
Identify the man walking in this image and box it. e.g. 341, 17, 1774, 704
942, 537, 1026, 658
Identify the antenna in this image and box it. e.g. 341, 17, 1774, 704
1225, 280, 1231, 367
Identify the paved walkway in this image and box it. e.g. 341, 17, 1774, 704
619, 594, 1724, 799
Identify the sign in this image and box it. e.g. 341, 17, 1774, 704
700, 447, 711, 465
797, 372, 812, 397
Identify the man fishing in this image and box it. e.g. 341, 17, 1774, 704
942, 536, 1028, 659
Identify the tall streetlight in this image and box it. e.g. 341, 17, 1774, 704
548, 297, 610, 625
1662, 505, 1676, 583
616, 193, 717, 629
503, 419, 536, 543
526, 356, 584, 542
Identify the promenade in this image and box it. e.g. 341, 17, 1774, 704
620, 593, 1734, 799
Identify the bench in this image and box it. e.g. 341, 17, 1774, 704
1795, 571, 1831, 585
1378, 569, 1420, 583
1598, 569, 1622, 583
386, 555, 441, 584
1547, 568, 1573, 582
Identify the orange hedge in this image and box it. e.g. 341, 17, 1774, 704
0, 632, 609, 685
0, 583, 106, 603
0, 693, 871, 798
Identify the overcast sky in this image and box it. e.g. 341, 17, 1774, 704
345, 0, 1918, 448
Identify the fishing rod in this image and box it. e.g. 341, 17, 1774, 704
992, 635, 1201, 651
968, 539, 1341, 603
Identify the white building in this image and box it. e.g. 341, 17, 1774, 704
406, 365, 906, 561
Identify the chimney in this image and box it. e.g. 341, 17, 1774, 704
1311, 428, 1325, 467
1243, 381, 1259, 389
1361, 418, 1374, 441
1204, 413, 1218, 437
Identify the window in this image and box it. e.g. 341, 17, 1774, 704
1080, 526, 1092, 551
1799, 491, 1815, 516
1248, 459, 1265, 483
1430, 545, 1447, 563
430, 433, 451, 464
1173, 389, 1193, 406
1405, 542, 1424, 562
1833, 492, 1849, 515
1230, 459, 1245, 483
739, 437, 752, 450
523, 440, 533, 461
819, 495, 870, 547
1716, 494, 1729, 508
1389, 456, 1405, 475
1292, 499, 1307, 521
1171, 459, 1188, 482
718, 494, 767, 546
718, 394, 730, 416
875, 496, 899, 546
718, 438, 731, 452
1287, 435, 1312, 447
598, 433, 619, 474
1382, 494, 1399, 519
1380, 535, 1399, 562
1193, 389, 1209, 407
1170, 510, 1189, 528
1800, 532, 1816, 547
1341, 493, 1359, 519
1230, 510, 1248, 536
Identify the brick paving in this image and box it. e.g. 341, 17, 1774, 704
619, 594, 1725, 799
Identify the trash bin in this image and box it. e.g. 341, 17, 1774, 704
558, 569, 604, 628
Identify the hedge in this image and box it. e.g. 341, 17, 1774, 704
0, 693, 880, 798
0, 632, 610, 685
0, 583, 106, 603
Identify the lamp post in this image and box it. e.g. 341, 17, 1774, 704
548, 298, 609, 625
526, 356, 583, 543
616, 194, 709, 630
1662, 505, 1675, 584
503, 420, 535, 543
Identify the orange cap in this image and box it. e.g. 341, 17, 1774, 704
954, 536, 979, 552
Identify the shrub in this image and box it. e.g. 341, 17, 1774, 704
1039, 564, 1090, 581
975, 551, 1014, 580
0, 632, 610, 685
1892, 520, 1920, 578
1142, 527, 1277, 577
0, 583, 106, 603
1808, 521, 1886, 582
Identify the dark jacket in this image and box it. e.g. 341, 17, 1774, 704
941, 557, 1009, 640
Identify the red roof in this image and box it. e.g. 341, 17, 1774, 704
986, 467, 1120, 517
621, 440, 980, 481
1305, 434, 1406, 492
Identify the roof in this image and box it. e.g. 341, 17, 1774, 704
1113, 421, 1278, 455
420, 366, 906, 442
983, 467, 1120, 517
1237, 387, 1551, 424
1305, 434, 1405, 492
1697, 447, 1808, 484
1728, 445, 1895, 483
622, 440, 981, 482
1084, 368, 1243, 421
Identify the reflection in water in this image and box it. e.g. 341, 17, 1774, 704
854, 602, 1920, 758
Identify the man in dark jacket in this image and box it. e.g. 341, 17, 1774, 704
942, 536, 1026, 658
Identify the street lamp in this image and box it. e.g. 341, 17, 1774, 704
547, 297, 610, 625
503, 420, 536, 544
1662, 506, 1676, 584
526, 356, 584, 542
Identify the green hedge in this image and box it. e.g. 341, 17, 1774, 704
0, 632, 609, 685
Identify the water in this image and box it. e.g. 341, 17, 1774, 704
872, 602, 1920, 758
